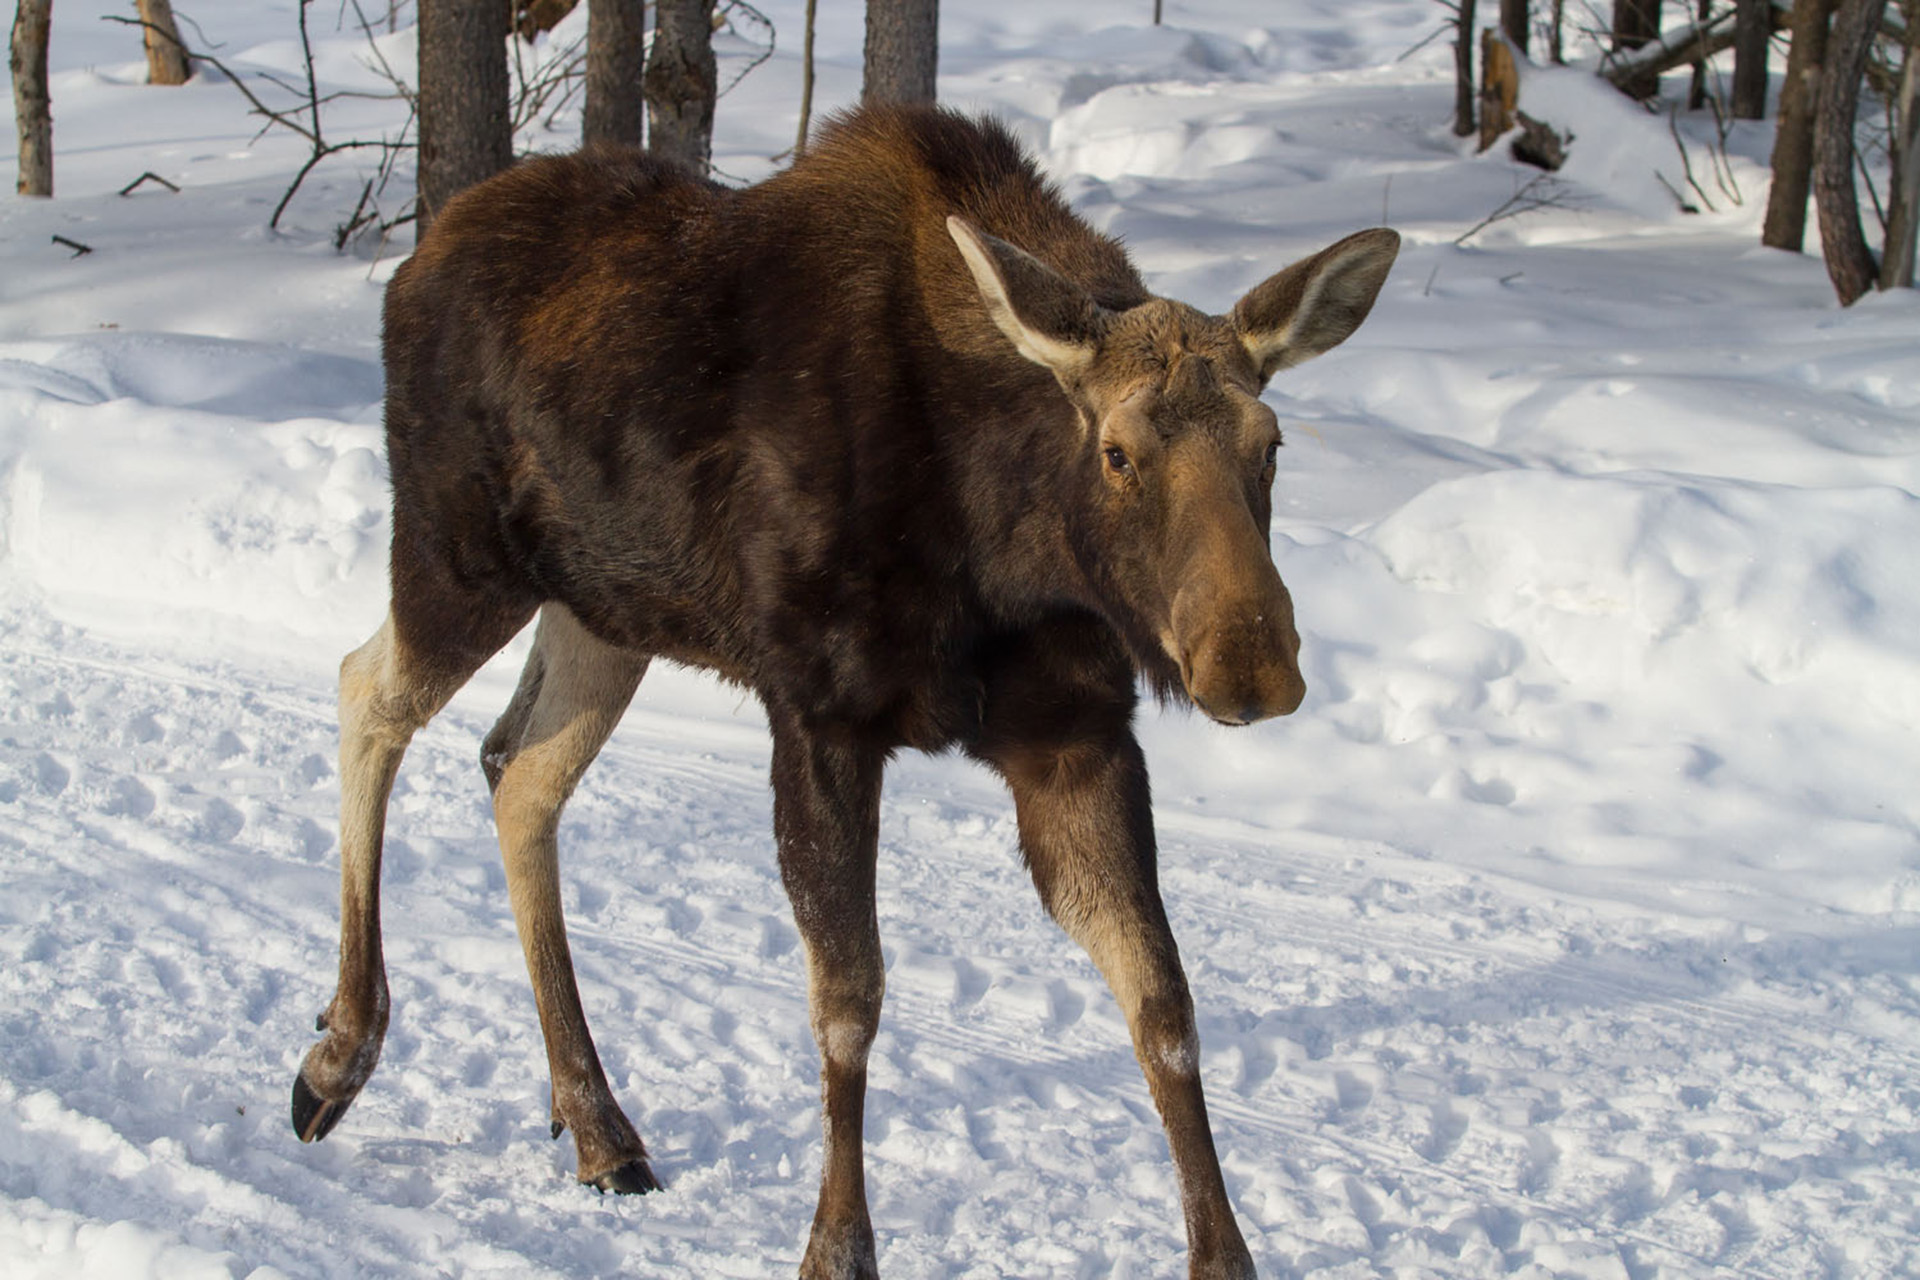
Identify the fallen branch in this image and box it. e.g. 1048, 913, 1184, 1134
1599, 0, 1788, 92
119, 171, 181, 195
51, 234, 93, 257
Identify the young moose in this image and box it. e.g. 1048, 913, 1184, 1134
293, 105, 1397, 1279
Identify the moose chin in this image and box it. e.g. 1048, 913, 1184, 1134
292, 104, 1398, 1280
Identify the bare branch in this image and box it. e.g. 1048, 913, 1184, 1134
119, 171, 182, 195
1455, 172, 1584, 243
101, 14, 320, 143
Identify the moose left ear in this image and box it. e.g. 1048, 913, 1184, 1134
1231, 228, 1400, 383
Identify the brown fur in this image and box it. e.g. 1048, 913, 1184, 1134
292, 105, 1398, 1279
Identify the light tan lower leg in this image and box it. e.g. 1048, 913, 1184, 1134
485, 604, 654, 1188
296, 614, 472, 1139
1008, 744, 1256, 1280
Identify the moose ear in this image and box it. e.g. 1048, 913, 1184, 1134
947, 215, 1106, 381
1231, 228, 1400, 383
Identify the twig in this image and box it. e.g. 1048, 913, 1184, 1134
119, 171, 181, 195
1703, 94, 1743, 207
1667, 105, 1716, 212
51, 235, 93, 257
1654, 168, 1699, 213
716, 1, 776, 99
334, 177, 376, 250
1398, 20, 1453, 61
1454, 172, 1580, 244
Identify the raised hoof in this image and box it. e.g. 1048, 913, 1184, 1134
587, 1158, 662, 1195
291, 1071, 352, 1143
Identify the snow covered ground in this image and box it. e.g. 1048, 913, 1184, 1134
4, 2, 1919, 1276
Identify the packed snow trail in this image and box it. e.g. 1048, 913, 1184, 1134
5, 1, 1920, 1277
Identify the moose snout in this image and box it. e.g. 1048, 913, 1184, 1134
1175, 598, 1306, 726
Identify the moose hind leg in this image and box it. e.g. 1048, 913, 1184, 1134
294, 609, 517, 1143
769, 708, 887, 1280
484, 604, 656, 1193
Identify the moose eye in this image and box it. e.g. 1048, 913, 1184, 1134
1103, 446, 1133, 476
1262, 441, 1280, 469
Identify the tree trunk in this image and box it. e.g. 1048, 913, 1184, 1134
1548, 0, 1564, 64
1500, 0, 1528, 59
863, 0, 937, 104
417, 0, 512, 237
584, 0, 646, 147
1730, 0, 1771, 117
1452, 0, 1478, 138
1881, 14, 1920, 288
1812, 0, 1890, 304
1689, 0, 1711, 110
645, 0, 716, 171
795, 0, 818, 156
1612, 0, 1663, 99
1763, 0, 1834, 251
11, 0, 51, 197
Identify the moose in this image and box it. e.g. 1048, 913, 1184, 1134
292, 104, 1398, 1279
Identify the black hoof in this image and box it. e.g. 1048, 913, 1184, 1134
589, 1158, 662, 1195
291, 1072, 350, 1143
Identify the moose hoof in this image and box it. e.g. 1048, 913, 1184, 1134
587, 1158, 662, 1195
290, 1071, 355, 1143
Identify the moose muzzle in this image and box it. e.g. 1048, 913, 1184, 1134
1171, 574, 1306, 725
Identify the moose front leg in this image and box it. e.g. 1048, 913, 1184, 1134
972, 662, 1256, 1279
769, 708, 887, 1280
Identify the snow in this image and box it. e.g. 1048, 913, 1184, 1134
4, 2, 1918, 1277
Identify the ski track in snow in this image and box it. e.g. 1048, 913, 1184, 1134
4, 2, 1920, 1277
4, 625, 1916, 1278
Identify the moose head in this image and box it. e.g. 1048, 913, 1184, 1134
949, 216, 1400, 724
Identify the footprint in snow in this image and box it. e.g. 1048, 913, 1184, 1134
1333, 1069, 1374, 1113
1047, 979, 1087, 1031
1422, 1099, 1471, 1163
99, 774, 156, 818
951, 955, 991, 1010
33, 752, 70, 796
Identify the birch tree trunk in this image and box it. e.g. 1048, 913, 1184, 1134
644, 0, 716, 172
1763, 0, 1835, 251
1812, 0, 1890, 304
863, 0, 937, 104
417, 0, 512, 237
11, 0, 52, 197
136, 0, 189, 85
584, 0, 646, 147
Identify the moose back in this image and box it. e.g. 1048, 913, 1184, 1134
292, 105, 1398, 1280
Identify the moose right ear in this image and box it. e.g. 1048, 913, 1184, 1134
947, 216, 1107, 382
